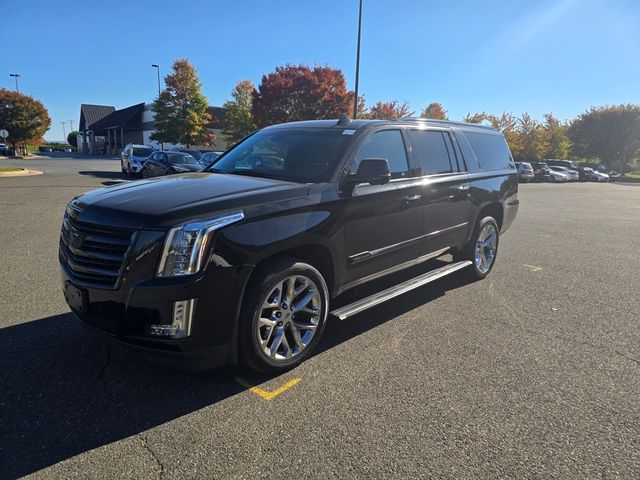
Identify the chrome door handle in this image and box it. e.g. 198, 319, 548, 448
456, 185, 470, 191
403, 194, 422, 205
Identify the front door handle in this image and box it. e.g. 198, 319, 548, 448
455, 185, 470, 196
403, 194, 422, 205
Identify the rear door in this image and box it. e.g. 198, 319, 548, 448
342, 128, 424, 284
407, 128, 473, 256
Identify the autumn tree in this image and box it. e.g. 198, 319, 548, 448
542, 113, 570, 159
252, 64, 352, 126
0, 88, 51, 150
487, 112, 522, 159
368, 100, 412, 120
222, 80, 256, 144
463, 112, 489, 124
567, 105, 640, 171
151, 59, 215, 147
517, 113, 547, 162
420, 102, 448, 120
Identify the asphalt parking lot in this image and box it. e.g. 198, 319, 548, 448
1, 155, 639, 479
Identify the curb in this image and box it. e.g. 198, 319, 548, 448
0, 168, 44, 177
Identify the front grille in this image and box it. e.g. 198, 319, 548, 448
59, 213, 135, 288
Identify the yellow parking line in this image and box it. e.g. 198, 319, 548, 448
235, 377, 302, 400
523, 264, 543, 272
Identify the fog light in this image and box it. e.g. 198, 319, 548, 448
149, 299, 196, 339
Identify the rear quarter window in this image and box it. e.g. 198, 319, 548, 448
463, 131, 514, 172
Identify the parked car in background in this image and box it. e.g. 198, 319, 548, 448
515, 162, 534, 182
0, 143, 14, 156
530, 161, 551, 182
589, 170, 610, 182
200, 151, 223, 165
549, 165, 579, 181
547, 168, 570, 182
170, 148, 203, 162
547, 159, 578, 170
121, 144, 155, 176
141, 151, 204, 178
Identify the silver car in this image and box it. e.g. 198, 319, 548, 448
549, 165, 579, 181
121, 144, 156, 176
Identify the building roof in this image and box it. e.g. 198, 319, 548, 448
88, 103, 146, 134
79, 104, 115, 131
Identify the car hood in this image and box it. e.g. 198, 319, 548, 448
171, 163, 203, 172
72, 173, 309, 228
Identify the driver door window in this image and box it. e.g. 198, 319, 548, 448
353, 130, 410, 179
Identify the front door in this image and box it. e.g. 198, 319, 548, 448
343, 129, 423, 285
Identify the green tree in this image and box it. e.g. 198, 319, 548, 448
420, 102, 448, 120
567, 105, 640, 171
222, 80, 256, 144
541, 113, 571, 159
67, 130, 79, 147
0, 88, 51, 150
150, 59, 215, 147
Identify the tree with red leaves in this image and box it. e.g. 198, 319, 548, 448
0, 88, 51, 150
367, 100, 412, 120
420, 102, 448, 120
252, 64, 352, 126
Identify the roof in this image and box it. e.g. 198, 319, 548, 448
88, 103, 146, 134
79, 104, 115, 131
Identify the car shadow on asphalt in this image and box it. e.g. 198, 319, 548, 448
78, 170, 137, 186
0, 259, 475, 477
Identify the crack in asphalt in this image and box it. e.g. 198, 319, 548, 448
139, 435, 164, 478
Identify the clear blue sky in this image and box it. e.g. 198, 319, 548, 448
3, 0, 640, 141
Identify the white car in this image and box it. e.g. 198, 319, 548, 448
548, 165, 579, 181
590, 170, 610, 182
548, 169, 570, 182
121, 144, 156, 176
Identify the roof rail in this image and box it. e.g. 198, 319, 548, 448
397, 117, 495, 130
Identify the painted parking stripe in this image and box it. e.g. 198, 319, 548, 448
523, 264, 543, 272
235, 377, 302, 400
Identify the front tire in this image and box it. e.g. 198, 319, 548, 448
454, 216, 499, 280
239, 257, 329, 373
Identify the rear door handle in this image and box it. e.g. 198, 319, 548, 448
403, 194, 422, 205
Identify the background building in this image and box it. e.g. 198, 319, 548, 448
78, 103, 227, 155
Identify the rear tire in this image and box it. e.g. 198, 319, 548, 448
238, 257, 329, 373
454, 216, 499, 281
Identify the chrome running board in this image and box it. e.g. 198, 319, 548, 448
330, 260, 472, 321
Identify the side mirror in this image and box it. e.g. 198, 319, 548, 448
345, 158, 391, 191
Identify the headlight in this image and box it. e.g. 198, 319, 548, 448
156, 211, 244, 277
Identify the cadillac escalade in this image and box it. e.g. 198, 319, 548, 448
60, 118, 518, 372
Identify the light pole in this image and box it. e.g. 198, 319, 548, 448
151, 64, 163, 150
9, 73, 20, 92
353, 0, 363, 119
68, 120, 74, 132
61, 121, 67, 143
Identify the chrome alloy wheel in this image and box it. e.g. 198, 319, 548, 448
257, 275, 321, 361
475, 223, 497, 274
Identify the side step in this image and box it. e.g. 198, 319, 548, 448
330, 260, 472, 321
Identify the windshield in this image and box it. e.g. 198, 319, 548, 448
133, 148, 154, 157
207, 128, 351, 182
168, 153, 199, 165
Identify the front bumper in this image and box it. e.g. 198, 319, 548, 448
60, 230, 253, 369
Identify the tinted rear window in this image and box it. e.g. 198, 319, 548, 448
464, 132, 513, 171
408, 130, 452, 175
133, 148, 154, 157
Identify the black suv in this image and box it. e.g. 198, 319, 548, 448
60, 118, 518, 372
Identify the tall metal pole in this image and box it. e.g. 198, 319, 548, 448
10, 73, 20, 92
152, 64, 163, 150
68, 120, 74, 132
61, 121, 67, 143
353, 0, 363, 119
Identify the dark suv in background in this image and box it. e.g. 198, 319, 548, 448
60, 118, 518, 372
530, 161, 551, 182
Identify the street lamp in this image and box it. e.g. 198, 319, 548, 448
9, 73, 20, 92
353, 0, 363, 119
151, 64, 163, 150
61, 121, 67, 143
68, 120, 74, 132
